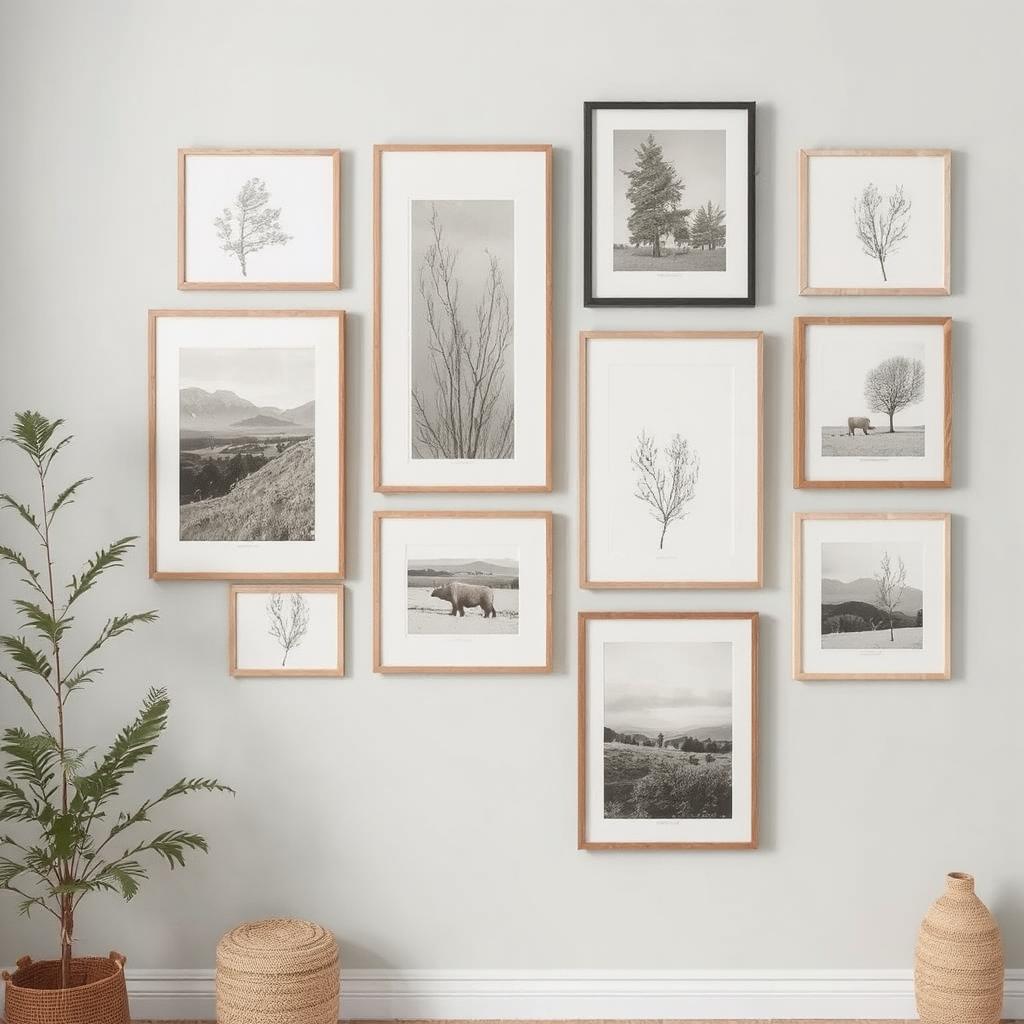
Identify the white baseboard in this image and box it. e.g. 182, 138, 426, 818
112, 967, 1024, 1020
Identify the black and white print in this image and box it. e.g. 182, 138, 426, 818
230, 585, 343, 677
613, 130, 726, 273
603, 641, 733, 820
179, 149, 339, 288
821, 541, 924, 650
800, 150, 950, 294
178, 347, 315, 543
409, 200, 514, 461
406, 551, 519, 636
631, 430, 701, 549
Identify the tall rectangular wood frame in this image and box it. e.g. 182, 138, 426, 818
372, 509, 553, 674
792, 512, 952, 681
793, 316, 953, 489
229, 585, 345, 678
577, 611, 759, 851
148, 308, 346, 581
372, 144, 553, 493
578, 330, 764, 589
178, 148, 341, 291
798, 148, 951, 296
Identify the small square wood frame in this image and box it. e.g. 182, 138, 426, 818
372, 509, 553, 674
792, 512, 952, 681
178, 148, 341, 290
793, 316, 953, 488
798, 148, 951, 296
229, 585, 345, 678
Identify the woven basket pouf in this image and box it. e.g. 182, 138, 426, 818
216, 918, 339, 1024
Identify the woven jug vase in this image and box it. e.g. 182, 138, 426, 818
915, 872, 1003, 1024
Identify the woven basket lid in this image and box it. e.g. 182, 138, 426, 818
217, 918, 338, 976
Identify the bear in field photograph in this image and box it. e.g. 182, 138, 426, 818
406, 553, 520, 635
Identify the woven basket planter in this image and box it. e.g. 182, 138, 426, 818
915, 872, 1004, 1024
1, 952, 130, 1024
217, 917, 339, 1024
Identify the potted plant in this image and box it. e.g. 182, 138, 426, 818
0, 413, 232, 1024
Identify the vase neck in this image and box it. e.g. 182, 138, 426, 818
946, 871, 976, 895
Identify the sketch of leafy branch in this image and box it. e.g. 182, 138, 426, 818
874, 551, 907, 642
266, 592, 309, 667
411, 204, 514, 460
631, 431, 700, 550
214, 178, 291, 277
852, 183, 911, 282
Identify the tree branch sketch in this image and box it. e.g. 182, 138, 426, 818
214, 178, 291, 277
864, 355, 925, 433
874, 551, 907, 642
266, 592, 310, 667
852, 183, 911, 282
631, 431, 700, 550
411, 204, 514, 460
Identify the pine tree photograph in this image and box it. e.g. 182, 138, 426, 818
613, 129, 726, 272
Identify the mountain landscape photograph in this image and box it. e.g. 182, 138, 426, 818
603, 641, 733, 821
178, 346, 316, 542
821, 541, 924, 650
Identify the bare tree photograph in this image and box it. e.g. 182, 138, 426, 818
631, 430, 701, 549
266, 591, 310, 667
603, 641, 733, 820
821, 350, 926, 458
613, 130, 726, 272
178, 347, 316, 542
406, 551, 519, 636
409, 200, 515, 461
852, 182, 911, 282
820, 541, 924, 650
214, 178, 292, 277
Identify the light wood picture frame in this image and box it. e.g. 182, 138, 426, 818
229, 585, 344, 678
798, 148, 951, 296
794, 316, 953, 488
793, 512, 951, 681
148, 309, 345, 581
373, 144, 552, 492
579, 330, 763, 589
373, 510, 553, 674
578, 611, 758, 851
178, 148, 341, 290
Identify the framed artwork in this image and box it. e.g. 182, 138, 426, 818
178, 148, 340, 290
578, 612, 758, 851
148, 309, 345, 580
373, 511, 552, 674
798, 148, 951, 295
373, 144, 552, 492
580, 331, 762, 588
229, 585, 344, 678
583, 101, 755, 307
795, 317, 952, 488
793, 512, 951, 681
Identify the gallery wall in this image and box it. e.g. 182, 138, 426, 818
1, 0, 1022, 975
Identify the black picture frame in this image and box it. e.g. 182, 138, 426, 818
583, 101, 756, 307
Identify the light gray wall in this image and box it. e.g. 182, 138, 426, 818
1, 0, 1021, 972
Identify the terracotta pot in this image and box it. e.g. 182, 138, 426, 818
915, 872, 1004, 1024
2, 952, 130, 1024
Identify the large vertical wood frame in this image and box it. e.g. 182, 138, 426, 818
178, 148, 341, 290
577, 611, 759, 851
148, 309, 346, 580
372, 144, 553, 493
578, 330, 764, 588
